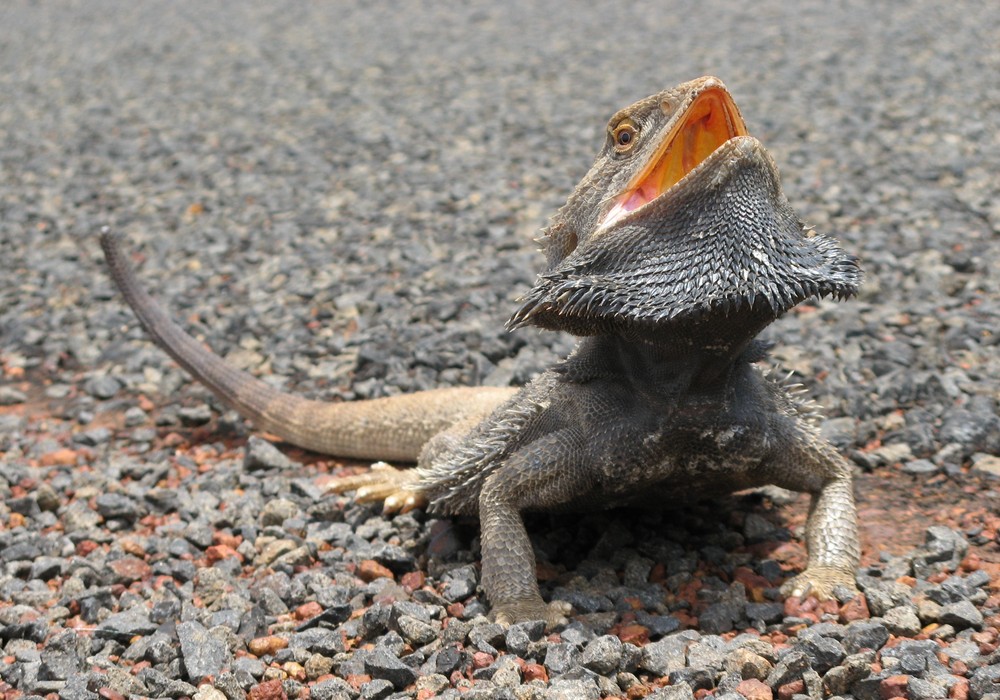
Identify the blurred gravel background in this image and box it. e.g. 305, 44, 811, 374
1, 2, 999, 699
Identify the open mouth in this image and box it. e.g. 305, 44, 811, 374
601, 85, 748, 229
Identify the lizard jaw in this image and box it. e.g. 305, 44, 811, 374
601, 83, 748, 229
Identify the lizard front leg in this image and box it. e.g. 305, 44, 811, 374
766, 423, 860, 598
478, 431, 583, 627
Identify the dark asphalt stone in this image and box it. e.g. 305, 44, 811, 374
364, 647, 419, 689
819, 416, 858, 450
369, 542, 417, 573
699, 586, 747, 635
843, 621, 891, 653
907, 677, 948, 700
434, 645, 469, 676
798, 635, 846, 674
633, 610, 682, 637
746, 602, 785, 624
939, 406, 1000, 455
441, 565, 478, 602
29, 556, 64, 580
394, 615, 438, 646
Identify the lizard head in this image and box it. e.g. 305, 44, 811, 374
508, 77, 861, 350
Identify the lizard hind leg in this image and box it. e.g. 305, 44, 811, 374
326, 461, 428, 514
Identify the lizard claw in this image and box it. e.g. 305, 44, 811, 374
780, 566, 857, 600
492, 599, 571, 630
326, 461, 427, 514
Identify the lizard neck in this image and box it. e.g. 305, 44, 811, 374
558, 332, 760, 398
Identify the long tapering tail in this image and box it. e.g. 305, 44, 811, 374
100, 229, 515, 461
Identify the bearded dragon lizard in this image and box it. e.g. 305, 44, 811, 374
101, 76, 862, 626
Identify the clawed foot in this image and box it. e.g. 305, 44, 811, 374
326, 461, 428, 513
780, 566, 857, 600
491, 599, 571, 630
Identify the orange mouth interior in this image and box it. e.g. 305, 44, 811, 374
604, 87, 748, 227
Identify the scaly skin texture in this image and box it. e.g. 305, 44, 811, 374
101, 77, 862, 628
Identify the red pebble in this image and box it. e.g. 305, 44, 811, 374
472, 651, 494, 669
736, 678, 773, 700
840, 594, 871, 622
879, 675, 909, 699
357, 559, 393, 582
777, 679, 804, 700
950, 678, 970, 700
247, 679, 287, 700
523, 663, 548, 682
294, 601, 322, 620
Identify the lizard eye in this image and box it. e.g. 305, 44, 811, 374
612, 121, 638, 152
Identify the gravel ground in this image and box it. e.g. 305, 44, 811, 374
2, 1, 1000, 699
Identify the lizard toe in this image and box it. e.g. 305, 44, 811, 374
327, 461, 424, 512
492, 599, 571, 630
780, 566, 857, 600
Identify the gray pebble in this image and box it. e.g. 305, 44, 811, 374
124, 405, 148, 426
244, 435, 297, 471
907, 677, 948, 699
177, 404, 213, 426
545, 678, 601, 700
94, 492, 141, 522
647, 682, 694, 699
0, 386, 27, 405
259, 497, 301, 526
309, 676, 358, 700
883, 605, 923, 636
177, 620, 232, 681
98, 605, 157, 638
580, 635, 622, 675
969, 665, 1000, 700
359, 678, 394, 700
940, 600, 984, 630
83, 375, 121, 399
639, 634, 695, 676
468, 621, 505, 655
902, 459, 939, 475
544, 643, 582, 675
